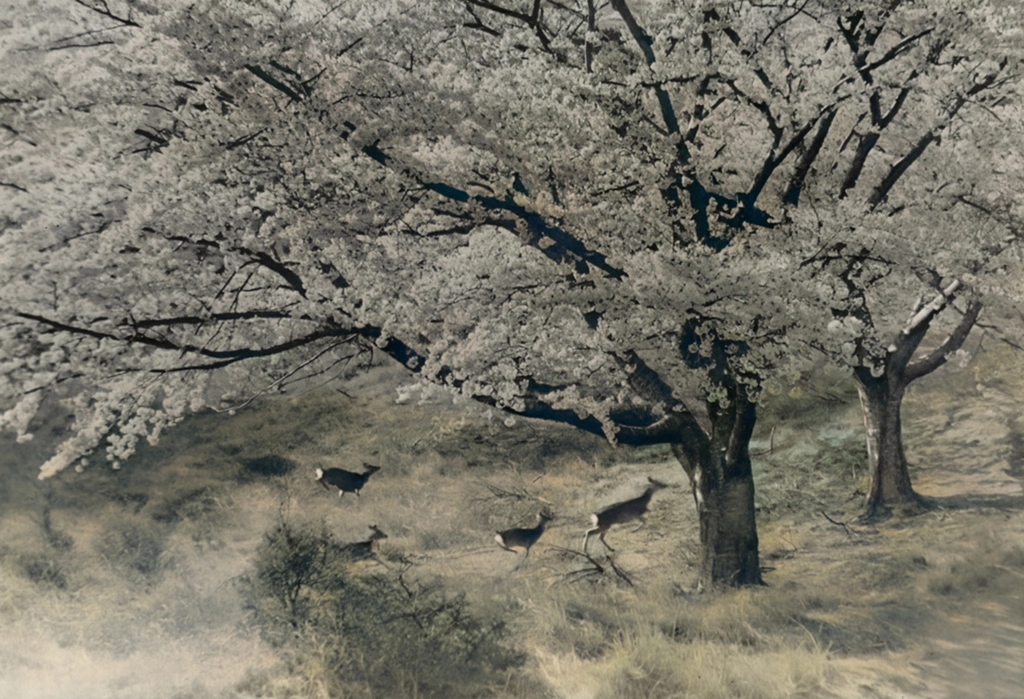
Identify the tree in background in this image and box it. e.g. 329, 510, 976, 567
2, 0, 1021, 585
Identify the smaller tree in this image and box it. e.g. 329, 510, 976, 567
795, 194, 1023, 517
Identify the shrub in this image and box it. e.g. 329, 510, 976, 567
240, 518, 524, 697
241, 518, 348, 644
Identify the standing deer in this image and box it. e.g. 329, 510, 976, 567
583, 477, 668, 553
340, 525, 388, 559
495, 511, 553, 571
315, 463, 381, 497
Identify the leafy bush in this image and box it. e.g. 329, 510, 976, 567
241, 518, 524, 697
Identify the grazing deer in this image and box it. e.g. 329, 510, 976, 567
315, 464, 381, 497
341, 524, 388, 559
495, 511, 553, 571
583, 477, 668, 553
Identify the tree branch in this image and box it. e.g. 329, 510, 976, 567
584, 0, 596, 72
464, 0, 550, 50
610, 0, 684, 144
464, 0, 532, 24
128, 310, 293, 328
869, 64, 1008, 207
71, 0, 140, 28
784, 108, 836, 205
245, 250, 308, 297
335, 120, 626, 278
17, 311, 344, 364
245, 64, 305, 103
905, 299, 982, 382
741, 109, 823, 211
862, 28, 933, 81
840, 131, 880, 199
867, 131, 935, 207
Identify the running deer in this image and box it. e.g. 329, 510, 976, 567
315, 464, 381, 497
341, 524, 388, 559
495, 511, 553, 571
582, 477, 668, 553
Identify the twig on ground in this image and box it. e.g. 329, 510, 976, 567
547, 545, 634, 587
821, 510, 852, 535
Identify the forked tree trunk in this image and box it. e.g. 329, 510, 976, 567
853, 288, 982, 519
608, 350, 763, 588
672, 390, 762, 589
855, 371, 924, 517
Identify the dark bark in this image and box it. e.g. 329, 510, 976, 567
611, 350, 762, 587
672, 388, 763, 589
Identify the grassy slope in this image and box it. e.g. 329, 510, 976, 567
0, 348, 1021, 698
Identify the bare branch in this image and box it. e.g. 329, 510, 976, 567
245, 65, 305, 103
211, 340, 350, 412
905, 299, 982, 382
71, 0, 140, 28
867, 131, 934, 207
784, 108, 836, 205
16, 311, 345, 366
610, 0, 683, 141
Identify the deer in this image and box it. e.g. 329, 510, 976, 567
340, 524, 388, 559
315, 463, 381, 498
495, 511, 553, 571
582, 477, 668, 553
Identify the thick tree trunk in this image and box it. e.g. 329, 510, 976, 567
694, 457, 762, 587
673, 390, 762, 589
855, 372, 924, 517
613, 350, 762, 588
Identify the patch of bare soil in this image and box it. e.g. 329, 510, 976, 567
901, 355, 1024, 699
820, 351, 1024, 699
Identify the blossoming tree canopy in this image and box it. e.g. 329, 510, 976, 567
2, 0, 1022, 584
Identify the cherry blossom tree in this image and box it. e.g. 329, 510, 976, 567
2, 0, 1021, 585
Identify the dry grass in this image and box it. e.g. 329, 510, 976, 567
534, 635, 833, 699
1, 351, 1023, 698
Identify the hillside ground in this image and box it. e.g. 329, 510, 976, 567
1, 347, 1022, 698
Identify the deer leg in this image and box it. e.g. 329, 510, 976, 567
599, 531, 615, 552
517, 548, 532, 570
631, 516, 645, 533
